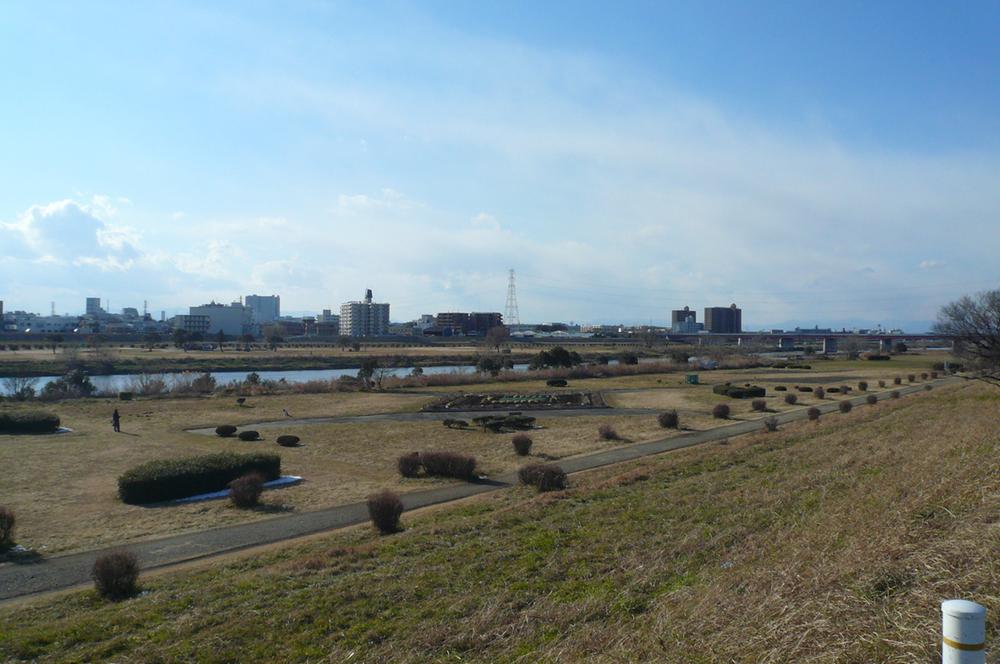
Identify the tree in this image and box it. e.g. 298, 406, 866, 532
893, 341, 908, 354
216, 329, 227, 351
483, 326, 510, 352
337, 336, 352, 350
358, 358, 378, 389
934, 290, 1000, 385
143, 332, 162, 351
172, 328, 190, 349
262, 324, 285, 351
47, 334, 64, 354
529, 346, 582, 370
477, 356, 503, 376
2, 376, 38, 401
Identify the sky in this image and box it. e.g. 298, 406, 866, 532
1, 1, 999, 331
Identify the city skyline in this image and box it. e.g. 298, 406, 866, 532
2, 2, 999, 330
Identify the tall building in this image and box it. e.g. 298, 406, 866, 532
85, 297, 104, 316
670, 306, 698, 333
469, 312, 504, 334
245, 294, 280, 323
704, 304, 742, 334
340, 289, 390, 337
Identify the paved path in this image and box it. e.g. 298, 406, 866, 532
0, 379, 953, 603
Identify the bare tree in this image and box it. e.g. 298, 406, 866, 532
483, 326, 510, 352
934, 289, 1000, 385
2, 376, 39, 401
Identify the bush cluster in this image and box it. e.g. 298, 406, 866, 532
417, 451, 478, 480
0, 506, 15, 548
367, 489, 403, 534
229, 473, 264, 508
92, 550, 140, 600
712, 403, 730, 419
518, 463, 567, 492
0, 411, 61, 434
712, 384, 766, 399
442, 418, 469, 429
657, 410, 679, 429
472, 414, 536, 433
118, 452, 281, 504
512, 433, 533, 456
215, 425, 237, 437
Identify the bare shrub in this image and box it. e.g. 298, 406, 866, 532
839, 401, 853, 413
512, 434, 533, 456
228, 472, 264, 508
397, 453, 421, 478
712, 404, 730, 419
751, 399, 767, 412
763, 416, 778, 432
784, 394, 798, 405
0, 507, 15, 548
657, 410, 679, 429
814, 387, 826, 400
92, 550, 140, 600
807, 407, 821, 421
866, 395, 878, 405
930, 371, 939, 379
367, 489, 403, 534
518, 463, 567, 492
419, 451, 477, 480
598, 423, 621, 440
920, 372, 929, 380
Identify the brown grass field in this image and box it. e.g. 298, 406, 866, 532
0, 378, 995, 662
0, 357, 947, 555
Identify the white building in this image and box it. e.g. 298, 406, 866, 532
187, 301, 253, 337
340, 289, 390, 337
245, 294, 280, 324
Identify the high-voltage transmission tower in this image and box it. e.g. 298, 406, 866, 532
504, 269, 521, 327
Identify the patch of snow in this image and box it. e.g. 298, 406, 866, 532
171, 475, 303, 504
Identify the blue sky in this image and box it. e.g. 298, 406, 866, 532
2, 1, 998, 330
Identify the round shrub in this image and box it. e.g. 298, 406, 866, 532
921, 372, 929, 380
839, 401, 853, 414
215, 425, 237, 437
92, 550, 140, 600
397, 452, 421, 478
276, 435, 300, 447
237, 430, 261, 441
857, 381, 868, 391
512, 433, 533, 456
657, 410, 679, 429
545, 378, 568, 387
814, 387, 825, 400
0, 506, 15, 548
228, 472, 264, 508
891, 390, 901, 399
878, 380, 886, 388
518, 463, 567, 492
807, 407, 821, 422
0, 411, 61, 434
893, 376, 902, 385
763, 416, 779, 432
598, 423, 621, 440
367, 489, 403, 534
907, 374, 916, 383
784, 394, 798, 405
712, 404, 730, 419
751, 399, 767, 412
774, 385, 787, 391
866, 395, 878, 405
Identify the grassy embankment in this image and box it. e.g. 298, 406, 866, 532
1, 380, 996, 662
0, 357, 946, 555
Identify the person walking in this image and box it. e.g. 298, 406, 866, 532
112, 409, 121, 433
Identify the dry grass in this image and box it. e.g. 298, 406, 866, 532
1, 381, 992, 663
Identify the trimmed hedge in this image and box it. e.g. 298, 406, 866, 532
419, 451, 477, 480
118, 452, 281, 504
0, 411, 61, 434
215, 425, 237, 437
238, 430, 261, 441
712, 384, 766, 399
276, 435, 300, 447
545, 378, 568, 387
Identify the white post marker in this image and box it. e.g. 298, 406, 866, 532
942, 599, 986, 664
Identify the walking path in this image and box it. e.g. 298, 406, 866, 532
0, 379, 953, 603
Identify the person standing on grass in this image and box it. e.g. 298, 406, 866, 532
112, 408, 121, 433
